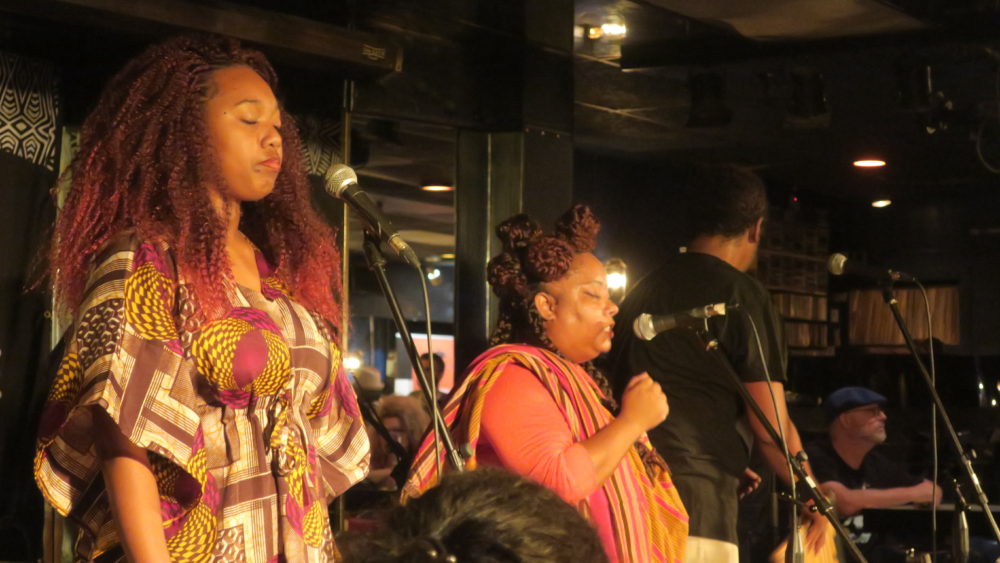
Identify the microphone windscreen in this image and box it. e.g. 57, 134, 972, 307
323, 163, 358, 197
633, 314, 657, 341
827, 253, 848, 276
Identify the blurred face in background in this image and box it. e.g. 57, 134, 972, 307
839, 404, 888, 445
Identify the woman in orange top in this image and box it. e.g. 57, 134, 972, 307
405, 205, 688, 563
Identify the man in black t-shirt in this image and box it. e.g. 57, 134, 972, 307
610, 165, 827, 562
806, 387, 940, 517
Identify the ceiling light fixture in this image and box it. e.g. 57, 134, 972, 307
421, 184, 453, 192
871, 199, 892, 208
600, 23, 627, 38
440, 253, 456, 260
853, 159, 886, 168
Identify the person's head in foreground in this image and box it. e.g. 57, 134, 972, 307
338, 467, 608, 563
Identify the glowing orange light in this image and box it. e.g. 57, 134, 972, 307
853, 159, 886, 168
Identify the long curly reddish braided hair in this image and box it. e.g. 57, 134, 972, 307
51, 35, 343, 336
486, 204, 617, 408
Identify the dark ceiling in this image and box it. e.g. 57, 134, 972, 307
4, 0, 1000, 259
354, 0, 1000, 257
573, 0, 1000, 200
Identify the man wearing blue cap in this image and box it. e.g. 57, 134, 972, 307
806, 386, 941, 518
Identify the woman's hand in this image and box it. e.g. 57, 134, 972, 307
618, 373, 668, 432
738, 467, 762, 499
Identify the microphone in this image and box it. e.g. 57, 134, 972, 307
633, 303, 728, 341
826, 253, 914, 282
323, 164, 421, 268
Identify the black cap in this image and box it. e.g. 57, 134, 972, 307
825, 386, 887, 419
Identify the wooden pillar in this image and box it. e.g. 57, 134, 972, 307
453, 0, 574, 372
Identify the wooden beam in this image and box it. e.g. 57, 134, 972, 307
0, 0, 402, 74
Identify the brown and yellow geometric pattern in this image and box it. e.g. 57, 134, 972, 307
124, 261, 178, 342
34, 235, 370, 562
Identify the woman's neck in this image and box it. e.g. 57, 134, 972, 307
208, 188, 243, 242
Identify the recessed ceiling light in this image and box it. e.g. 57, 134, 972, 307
871, 199, 892, 208
421, 184, 453, 192
854, 159, 886, 168
440, 253, 456, 260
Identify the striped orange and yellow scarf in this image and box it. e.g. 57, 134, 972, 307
403, 344, 688, 563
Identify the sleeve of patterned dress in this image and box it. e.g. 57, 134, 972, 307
34, 235, 208, 557
304, 338, 370, 503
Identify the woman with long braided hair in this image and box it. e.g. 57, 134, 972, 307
34, 35, 369, 561
405, 205, 688, 563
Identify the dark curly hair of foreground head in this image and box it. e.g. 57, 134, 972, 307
337, 467, 609, 563
51, 35, 342, 334
485, 204, 616, 406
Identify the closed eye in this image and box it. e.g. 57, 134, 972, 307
241, 119, 258, 125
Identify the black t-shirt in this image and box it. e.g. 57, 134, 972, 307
805, 439, 924, 490
609, 251, 787, 477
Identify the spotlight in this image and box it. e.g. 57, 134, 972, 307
600, 23, 627, 38
871, 199, 892, 208
344, 354, 362, 371
605, 258, 628, 304
854, 159, 886, 168
421, 184, 453, 192
425, 267, 443, 286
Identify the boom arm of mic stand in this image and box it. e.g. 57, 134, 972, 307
878, 281, 1000, 545
691, 330, 869, 563
361, 234, 465, 473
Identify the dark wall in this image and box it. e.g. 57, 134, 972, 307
831, 189, 1000, 356
572, 151, 689, 279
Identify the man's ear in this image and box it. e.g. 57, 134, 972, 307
534, 292, 557, 321
747, 216, 764, 244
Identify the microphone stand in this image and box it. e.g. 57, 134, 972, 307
356, 392, 412, 489
361, 232, 465, 472
877, 279, 1000, 544
690, 329, 868, 563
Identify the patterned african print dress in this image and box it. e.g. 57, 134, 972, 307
35, 234, 370, 562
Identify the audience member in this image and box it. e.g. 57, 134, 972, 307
340, 467, 609, 563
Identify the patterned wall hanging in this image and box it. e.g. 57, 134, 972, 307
0, 52, 59, 172
297, 114, 343, 176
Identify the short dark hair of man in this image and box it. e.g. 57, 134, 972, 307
680, 163, 769, 239
419, 352, 446, 383
338, 467, 609, 563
